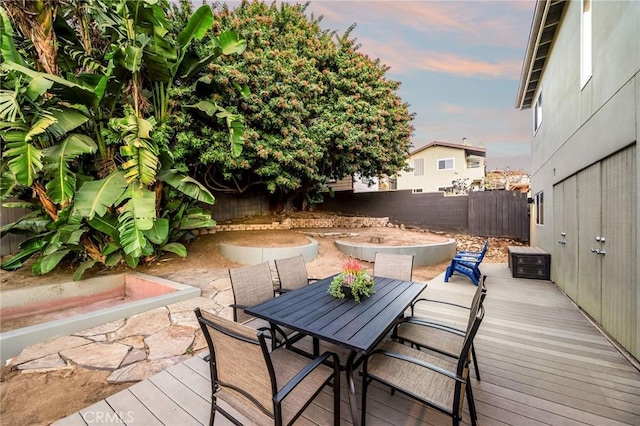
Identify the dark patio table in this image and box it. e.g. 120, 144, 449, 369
245, 274, 427, 424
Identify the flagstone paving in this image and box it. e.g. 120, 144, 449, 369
6, 270, 233, 384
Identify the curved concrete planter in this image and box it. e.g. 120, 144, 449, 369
334, 238, 457, 266
220, 237, 319, 265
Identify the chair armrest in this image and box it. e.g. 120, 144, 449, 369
257, 325, 291, 349
411, 297, 471, 313
395, 317, 466, 336
368, 348, 465, 384
274, 351, 340, 403
229, 303, 248, 322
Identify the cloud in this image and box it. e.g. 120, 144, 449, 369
357, 38, 522, 78
415, 52, 523, 78
307, 1, 535, 49
441, 103, 466, 114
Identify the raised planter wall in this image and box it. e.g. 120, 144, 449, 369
195, 216, 389, 235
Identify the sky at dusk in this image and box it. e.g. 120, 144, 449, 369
225, 0, 537, 171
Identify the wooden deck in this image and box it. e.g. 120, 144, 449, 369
53, 264, 640, 425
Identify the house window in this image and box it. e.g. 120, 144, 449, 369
412, 188, 423, 193
467, 159, 481, 169
437, 158, 454, 170
413, 158, 424, 176
535, 191, 544, 225
581, 0, 592, 87
534, 91, 542, 133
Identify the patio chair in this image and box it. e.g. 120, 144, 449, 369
456, 239, 489, 261
274, 255, 319, 292
373, 252, 414, 281
195, 308, 341, 426
394, 275, 487, 380
361, 301, 485, 426
444, 254, 482, 286
229, 262, 298, 347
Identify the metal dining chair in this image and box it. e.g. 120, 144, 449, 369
394, 275, 487, 380
274, 255, 318, 292
373, 252, 414, 281
195, 308, 341, 426
361, 300, 485, 426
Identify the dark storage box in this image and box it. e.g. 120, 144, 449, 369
508, 246, 551, 280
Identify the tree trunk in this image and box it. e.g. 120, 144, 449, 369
4, 0, 59, 75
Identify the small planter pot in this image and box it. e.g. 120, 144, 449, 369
341, 285, 353, 298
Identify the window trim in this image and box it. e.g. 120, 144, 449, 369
535, 191, 544, 225
533, 90, 542, 134
581, 0, 592, 88
413, 158, 424, 176
437, 158, 455, 171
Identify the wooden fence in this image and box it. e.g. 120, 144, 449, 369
468, 190, 529, 241
0, 189, 529, 256
0, 204, 28, 256
319, 189, 530, 241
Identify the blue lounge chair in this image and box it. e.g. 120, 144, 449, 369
445, 252, 483, 286
457, 239, 489, 261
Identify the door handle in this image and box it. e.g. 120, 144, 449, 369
591, 248, 600, 254
560, 232, 566, 237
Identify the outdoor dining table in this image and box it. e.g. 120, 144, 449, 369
245, 274, 427, 424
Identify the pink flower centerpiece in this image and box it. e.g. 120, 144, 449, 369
328, 257, 374, 302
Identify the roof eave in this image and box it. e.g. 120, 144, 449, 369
515, 0, 567, 110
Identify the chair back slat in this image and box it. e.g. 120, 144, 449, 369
197, 309, 275, 417
229, 262, 275, 323
374, 253, 414, 281
275, 255, 309, 291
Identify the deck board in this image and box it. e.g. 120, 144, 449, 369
53, 264, 640, 425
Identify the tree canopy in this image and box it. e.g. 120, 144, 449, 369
169, 0, 415, 208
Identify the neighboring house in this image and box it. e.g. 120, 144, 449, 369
396, 141, 486, 194
327, 175, 379, 193
352, 175, 379, 193
516, 0, 639, 360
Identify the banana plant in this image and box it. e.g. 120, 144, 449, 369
1, 1, 247, 279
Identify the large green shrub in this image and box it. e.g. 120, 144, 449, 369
169, 1, 414, 209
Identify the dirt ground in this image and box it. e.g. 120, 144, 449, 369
0, 216, 522, 425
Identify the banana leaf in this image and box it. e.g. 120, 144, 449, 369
0, 240, 46, 270
3, 141, 43, 187
157, 169, 215, 204
42, 134, 97, 204
160, 242, 186, 257
1, 61, 99, 107
73, 259, 97, 281
216, 31, 247, 55
87, 213, 120, 239
142, 218, 169, 244
0, 6, 25, 66
176, 5, 213, 48
73, 171, 128, 220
